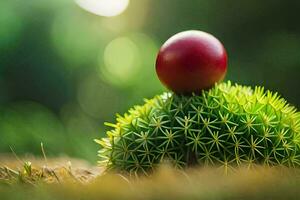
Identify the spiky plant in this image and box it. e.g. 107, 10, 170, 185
96, 81, 300, 174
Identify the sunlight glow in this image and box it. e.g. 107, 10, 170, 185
75, 0, 130, 17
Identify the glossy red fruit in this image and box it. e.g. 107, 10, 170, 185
156, 30, 227, 94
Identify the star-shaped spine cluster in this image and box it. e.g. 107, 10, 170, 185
96, 81, 300, 175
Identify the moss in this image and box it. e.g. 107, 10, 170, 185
96, 81, 300, 174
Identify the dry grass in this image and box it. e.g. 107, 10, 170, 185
0, 155, 101, 184
1, 156, 300, 200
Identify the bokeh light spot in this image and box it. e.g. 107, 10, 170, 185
75, 0, 130, 17
99, 32, 164, 94
100, 37, 140, 86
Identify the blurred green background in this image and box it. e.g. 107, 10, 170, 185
0, 0, 299, 163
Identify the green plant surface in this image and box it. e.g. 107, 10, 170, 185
97, 81, 300, 174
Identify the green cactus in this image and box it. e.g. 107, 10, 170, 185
96, 81, 300, 174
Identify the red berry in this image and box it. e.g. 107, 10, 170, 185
156, 30, 227, 94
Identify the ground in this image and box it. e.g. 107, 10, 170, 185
1, 155, 300, 200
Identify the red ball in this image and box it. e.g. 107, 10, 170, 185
156, 30, 227, 94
